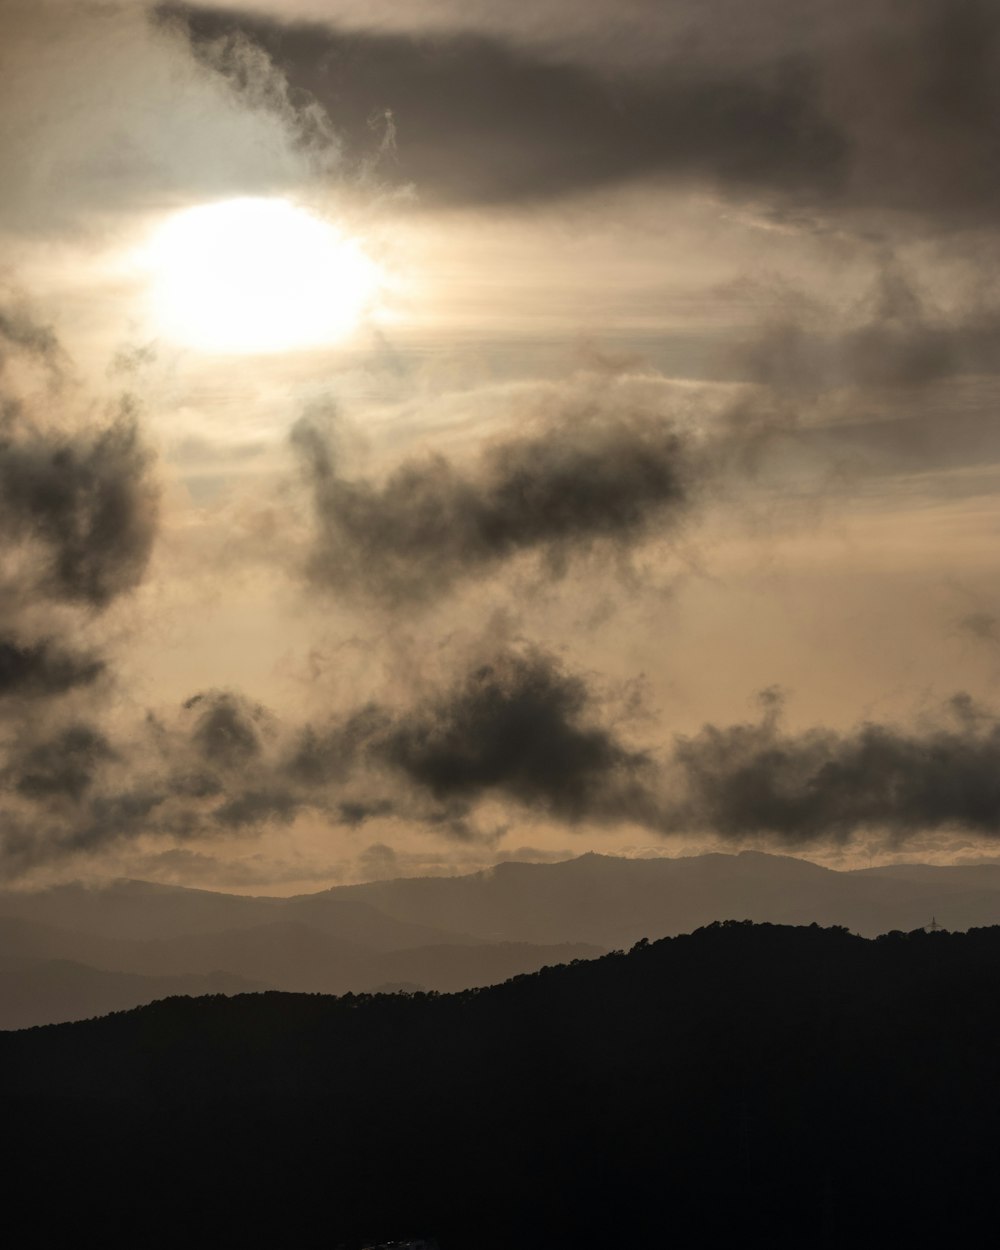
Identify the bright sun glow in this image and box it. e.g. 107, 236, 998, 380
147, 198, 383, 354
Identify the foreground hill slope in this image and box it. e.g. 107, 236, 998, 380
4, 922, 1000, 1248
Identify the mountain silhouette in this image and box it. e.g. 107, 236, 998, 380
5, 851, 1000, 1027
4, 921, 1000, 1248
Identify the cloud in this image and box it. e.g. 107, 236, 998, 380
0, 303, 65, 377
286, 705, 391, 787
219, 646, 656, 837
0, 643, 654, 872
0, 311, 159, 728
212, 787, 299, 829
829, 0, 1000, 228
7, 723, 115, 806
0, 400, 159, 609
157, 2, 847, 210
154, 6, 342, 173
291, 399, 702, 605
379, 648, 653, 824
13, 638, 1000, 875
339, 800, 394, 827
183, 690, 266, 769
0, 307, 165, 877
357, 840, 397, 878
0, 3, 336, 237
957, 612, 1000, 647
158, 1, 1000, 232
735, 265, 1000, 395
662, 690, 1000, 843
0, 638, 105, 700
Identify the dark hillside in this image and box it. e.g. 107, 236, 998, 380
4, 922, 1000, 1248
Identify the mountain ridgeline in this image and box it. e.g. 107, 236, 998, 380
3, 850, 1000, 1028
4, 921, 1000, 1248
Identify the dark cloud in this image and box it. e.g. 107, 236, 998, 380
280, 648, 655, 831
380, 648, 653, 824
292, 404, 698, 604
65, 789, 169, 855
0, 695, 276, 869
126, 660, 1000, 851
663, 691, 1000, 843
156, 3, 848, 209
157, 2, 1000, 230
0, 645, 657, 871
831, 0, 1000, 227
8, 724, 114, 805
0, 313, 167, 872
0, 638, 105, 699
0, 404, 159, 609
14, 648, 1000, 872
183, 691, 265, 770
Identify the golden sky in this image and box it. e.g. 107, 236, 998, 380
3, 0, 1000, 891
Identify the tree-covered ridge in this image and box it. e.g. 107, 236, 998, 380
5, 921, 1000, 1248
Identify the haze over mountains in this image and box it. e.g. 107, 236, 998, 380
0, 882, 597, 1029
4, 850, 1000, 1029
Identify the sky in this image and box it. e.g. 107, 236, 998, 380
3, 0, 1000, 892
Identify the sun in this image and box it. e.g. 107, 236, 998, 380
146, 198, 383, 354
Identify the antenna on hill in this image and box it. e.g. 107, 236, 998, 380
927, 916, 943, 933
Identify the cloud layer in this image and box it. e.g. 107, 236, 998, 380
159, 0, 1000, 229
11, 623, 1000, 874
662, 692, 1000, 844
157, 2, 847, 210
0, 308, 161, 871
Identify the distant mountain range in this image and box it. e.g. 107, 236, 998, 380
327, 850, 1000, 945
0, 909, 597, 1028
3, 850, 1000, 1028
0, 954, 260, 1032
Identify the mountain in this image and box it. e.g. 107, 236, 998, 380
4, 922, 1000, 1248
0, 912, 600, 1026
5, 851, 1000, 1029
322, 850, 1000, 944
0, 956, 260, 1030
0, 877, 476, 948
8, 853, 1000, 956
